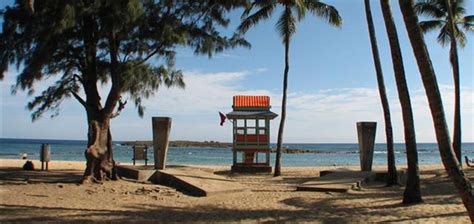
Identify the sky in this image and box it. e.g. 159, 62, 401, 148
0, 0, 473, 143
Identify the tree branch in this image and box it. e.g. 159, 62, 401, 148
111, 97, 127, 119
73, 74, 84, 84
103, 29, 122, 116
134, 3, 212, 67
70, 90, 87, 108
135, 42, 165, 66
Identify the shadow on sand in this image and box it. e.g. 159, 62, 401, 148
0, 167, 83, 184
0, 166, 471, 223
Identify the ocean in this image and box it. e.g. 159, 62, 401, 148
1, 138, 473, 167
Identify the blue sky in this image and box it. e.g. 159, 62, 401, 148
0, 1, 473, 143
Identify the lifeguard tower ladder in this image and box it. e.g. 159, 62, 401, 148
226, 96, 278, 173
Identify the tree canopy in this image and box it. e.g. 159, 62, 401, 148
414, 0, 474, 47
0, 0, 249, 120
239, 0, 341, 43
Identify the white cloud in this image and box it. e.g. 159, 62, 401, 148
2, 68, 473, 144
142, 69, 274, 115
115, 70, 472, 143
278, 85, 473, 143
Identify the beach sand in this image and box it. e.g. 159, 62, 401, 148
0, 159, 471, 223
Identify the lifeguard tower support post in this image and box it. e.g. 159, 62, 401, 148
226, 96, 277, 173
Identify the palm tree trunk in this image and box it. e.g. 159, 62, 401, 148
274, 35, 290, 177
452, 49, 461, 165
364, 0, 398, 186
398, 0, 474, 220
445, 0, 462, 166
380, 0, 421, 203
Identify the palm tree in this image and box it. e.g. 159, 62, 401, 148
363, 0, 398, 186
238, 0, 342, 176
380, 0, 422, 203
414, 0, 474, 165
398, 0, 474, 220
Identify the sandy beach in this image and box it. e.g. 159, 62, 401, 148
0, 159, 471, 223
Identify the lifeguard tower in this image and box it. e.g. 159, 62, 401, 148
226, 96, 278, 173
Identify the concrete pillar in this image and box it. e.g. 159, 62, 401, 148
40, 143, 51, 171
357, 122, 377, 171
152, 117, 172, 170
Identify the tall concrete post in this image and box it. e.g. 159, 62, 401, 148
357, 122, 377, 171
152, 117, 172, 170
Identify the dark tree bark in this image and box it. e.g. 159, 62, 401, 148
380, 0, 422, 203
274, 8, 291, 177
445, 0, 462, 166
81, 16, 121, 183
398, 0, 474, 220
83, 118, 113, 183
364, 0, 398, 186
82, 100, 121, 183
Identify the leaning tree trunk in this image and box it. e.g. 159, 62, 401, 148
381, 0, 422, 203
364, 0, 398, 186
446, 1, 462, 166
451, 45, 462, 165
399, 0, 474, 220
274, 32, 290, 177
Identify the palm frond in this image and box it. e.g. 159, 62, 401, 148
454, 24, 467, 48
415, 0, 471, 48
419, 19, 445, 33
437, 24, 450, 47
461, 15, 474, 32
276, 7, 296, 43
414, 0, 446, 18
242, 0, 275, 17
238, 3, 275, 33
253, 0, 276, 7
241, 2, 255, 18
454, 0, 466, 17
305, 0, 341, 27
294, 0, 307, 21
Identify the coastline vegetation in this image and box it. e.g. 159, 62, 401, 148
122, 140, 323, 154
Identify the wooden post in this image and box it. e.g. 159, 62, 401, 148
152, 117, 172, 170
357, 122, 377, 171
266, 119, 270, 147
244, 119, 247, 146
233, 150, 237, 165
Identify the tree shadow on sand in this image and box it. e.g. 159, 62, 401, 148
0, 203, 354, 223
0, 167, 83, 184
0, 167, 470, 222
279, 168, 471, 222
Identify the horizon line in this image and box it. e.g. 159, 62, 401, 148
1, 137, 473, 145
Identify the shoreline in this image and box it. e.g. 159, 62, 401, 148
0, 158, 443, 171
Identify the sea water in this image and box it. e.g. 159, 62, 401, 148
1, 138, 473, 167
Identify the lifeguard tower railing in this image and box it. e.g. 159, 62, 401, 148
232, 117, 271, 165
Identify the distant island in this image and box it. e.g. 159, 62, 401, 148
121, 140, 322, 154
121, 140, 232, 148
